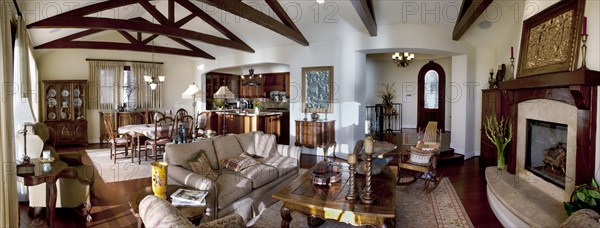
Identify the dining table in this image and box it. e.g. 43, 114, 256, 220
118, 124, 164, 164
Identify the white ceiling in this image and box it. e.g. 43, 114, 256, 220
17, 0, 520, 59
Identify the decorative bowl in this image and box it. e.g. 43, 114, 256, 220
312, 163, 342, 185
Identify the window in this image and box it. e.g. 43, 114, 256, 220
121, 66, 139, 110
424, 70, 439, 109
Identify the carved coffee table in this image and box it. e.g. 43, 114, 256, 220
272, 162, 397, 227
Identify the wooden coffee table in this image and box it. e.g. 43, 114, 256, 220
129, 185, 206, 228
272, 162, 397, 227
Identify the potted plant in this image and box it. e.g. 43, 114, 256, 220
564, 178, 600, 216
378, 83, 396, 114
483, 114, 512, 170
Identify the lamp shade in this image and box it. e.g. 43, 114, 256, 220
213, 86, 235, 99
149, 83, 158, 90
144, 75, 152, 82
182, 83, 201, 99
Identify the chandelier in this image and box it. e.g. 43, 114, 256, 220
392, 52, 415, 67
241, 66, 262, 86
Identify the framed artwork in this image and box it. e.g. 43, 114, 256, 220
302, 66, 334, 113
517, 0, 585, 78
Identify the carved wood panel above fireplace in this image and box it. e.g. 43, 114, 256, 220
499, 68, 600, 185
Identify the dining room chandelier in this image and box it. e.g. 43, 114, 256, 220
392, 52, 415, 68
241, 66, 262, 86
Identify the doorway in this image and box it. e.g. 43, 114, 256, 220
417, 61, 445, 131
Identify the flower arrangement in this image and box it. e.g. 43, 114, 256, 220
378, 82, 396, 106
564, 178, 600, 216
484, 114, 512, 170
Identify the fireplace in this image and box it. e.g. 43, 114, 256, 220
525, 119, 568, 188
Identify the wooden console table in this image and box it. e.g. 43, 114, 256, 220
295, 120, 336, 160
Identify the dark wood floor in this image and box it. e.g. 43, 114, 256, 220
19, 133, 501, 227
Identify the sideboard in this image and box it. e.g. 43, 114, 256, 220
295, 120, 336, 159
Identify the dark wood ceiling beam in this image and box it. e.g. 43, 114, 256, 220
194, 0, 309, 46
264, 0, 301, 33
175, 14, 196, 27
143, 34, 159, 44
169, 0, 175, 23
137, 0, 171, 25
59, 29, 104, 41
35, 40, 215, 59
174, 0, 247, 44
118, 31, 142, 45
28, 16, 254, 52
61, 0, 138, 17
351, 0, 377, 36
452, 0, 493, 40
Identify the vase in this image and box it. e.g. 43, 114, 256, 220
497, 147, 506, 170
151, 162, 168, 199
311, 112, 319, 121
384, 105, 393, 115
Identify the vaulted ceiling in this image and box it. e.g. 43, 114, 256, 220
17, 0, 506, 60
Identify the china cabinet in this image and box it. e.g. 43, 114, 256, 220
43, 80, 88, 145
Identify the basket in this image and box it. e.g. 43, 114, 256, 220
408, 147, 436, 166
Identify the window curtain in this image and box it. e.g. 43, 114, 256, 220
131, 62, 164, 109
0, 1, 18, 227
13, 15, 38, 202
89, 61, 124, 109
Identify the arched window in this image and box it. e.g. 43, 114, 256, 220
424, 70, 439, 109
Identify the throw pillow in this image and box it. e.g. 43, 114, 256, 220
254, 133, 278, 158
188, 150, 220, 181
220, 154, 258, 172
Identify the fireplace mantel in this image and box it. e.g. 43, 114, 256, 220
498, 68, 600, 185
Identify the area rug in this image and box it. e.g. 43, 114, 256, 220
85, 148, 154, 183
248, 177, 473, 228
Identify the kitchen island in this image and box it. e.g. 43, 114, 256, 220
205, 110, 289, 145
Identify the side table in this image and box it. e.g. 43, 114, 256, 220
18, 159, 68, 228
129, 185, 206, 228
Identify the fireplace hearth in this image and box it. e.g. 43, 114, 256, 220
525, 119, 568, 188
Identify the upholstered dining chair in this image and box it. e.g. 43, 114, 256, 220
397, 121, 443, 192
144, 116, 175, 162
195, 111, 209, 138
175, 114, 194, 141
103, 115, 131, 164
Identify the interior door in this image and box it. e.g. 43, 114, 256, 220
417, 61, 446, 131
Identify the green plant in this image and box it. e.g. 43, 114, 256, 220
483, 114, 512, 169
378, 83, 396, 106
564, 179, 600, 216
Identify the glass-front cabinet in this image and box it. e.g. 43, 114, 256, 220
43, 80, 88, 145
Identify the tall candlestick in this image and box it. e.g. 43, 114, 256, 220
360, 152, 377, 204
581, 34, 588, 69
346, 162, 358, 201
364, 136, 373, 155
511, 46, 514, 59
583, 16, 587, 35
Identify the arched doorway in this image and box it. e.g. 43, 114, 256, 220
417, 61, 445, 131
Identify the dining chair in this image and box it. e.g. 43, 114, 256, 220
103, 115, 131, 164
144, 116, 175, 162
151, 111, 165, 123
175, 108, 188, 121
195, 111, 209, 138
175, 115, 194, 142
129, 112, 147, 125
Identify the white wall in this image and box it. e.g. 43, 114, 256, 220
365, 57, 453, 130
194, 23, 475, 156
35, 49, 195, 143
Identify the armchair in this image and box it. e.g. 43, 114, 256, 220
19, 123, 94, 219
397, 121, 443, 192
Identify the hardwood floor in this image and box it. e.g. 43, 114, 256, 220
19, 135, 501, 227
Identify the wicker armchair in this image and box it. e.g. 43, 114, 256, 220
397, 121, 443, 192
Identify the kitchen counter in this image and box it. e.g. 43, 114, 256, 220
205, 110, 290, 144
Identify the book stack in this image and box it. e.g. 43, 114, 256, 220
170, 188, 208, 206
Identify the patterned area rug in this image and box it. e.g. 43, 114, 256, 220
249, 177, 473, 227
85, 148, 154, 183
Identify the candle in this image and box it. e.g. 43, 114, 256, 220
583, 16, 587, 35
348, 154, 357, 164
511, 46, 514, 59
42, 150, 51, 160
490, 68, 494, 74
364, 136, 373, 155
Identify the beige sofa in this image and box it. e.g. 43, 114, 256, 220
164, 132, 301, 222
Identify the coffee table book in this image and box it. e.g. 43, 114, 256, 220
171, 188, 208, 204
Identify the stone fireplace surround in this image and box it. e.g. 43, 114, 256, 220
486, 68, 600, 226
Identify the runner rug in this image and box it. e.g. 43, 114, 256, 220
249, 177, 473, 227
85, 148, 154, 183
